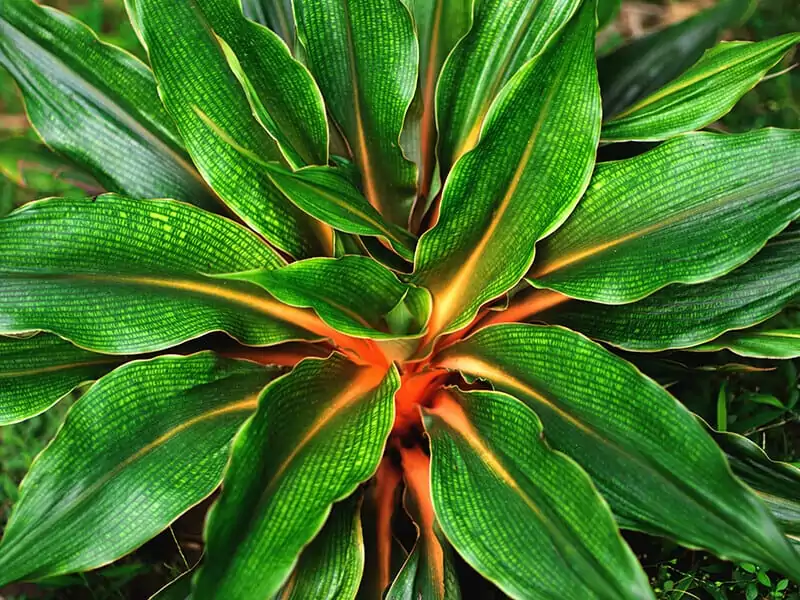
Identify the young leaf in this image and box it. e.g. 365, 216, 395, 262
279, 495, 365, 600
423, 389, 653, 600
696, 330, 800, 360
226, 256, 431, 339
194, 355, 398, 599
539, 225, 800, 351
413, 0, 600, 338
435, 0, 581, 173
0, 353, 279, 586
196, 0, 328, 167
294, 0, 418, 226
400, 0, 473, 201
0, 333, 125, 426
0, 0, 216, 208
435, 324, 800, 578
131, 0, 329, 258
261, 163, 417, 261
0, 195, 334, 353
531, 130, 800, 303
598, 0, 752, 118
602, 34, 800, 141
387, 447, 461, 600
240, 0, 295, 49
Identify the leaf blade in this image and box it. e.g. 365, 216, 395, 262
0, 352, 279, 586
435, 324, 800, 577
194, 355, 398, 600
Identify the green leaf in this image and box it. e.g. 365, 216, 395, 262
279, 494, 365, 600
598, 0, 752, 118
261, 163, 417, 261
698, 330, 800, 360
226, 256, 431, 339
531, 130, 800, 303
0, 137, 101, 198
0, 352, 279, 586
0, 0, 216, 209
712, 429, 800, 542
0, 333, 125, 425
434, 324, 800, 578
196, 0, 328, 167
240, 0, 295, 49
435, 0, 582, 174
539, 225, 800, 351
602, 34, 800, 142
131, 0, 329, 258
194, 355, 398, 599
387, 447, 461, 600
0, 195, 335, 354
295, 0, 418, 226
423, 388, 653, 600
399, 0, 473, 203
413, 0, 600, 338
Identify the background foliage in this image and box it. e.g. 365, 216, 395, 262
0, 0, 797, 598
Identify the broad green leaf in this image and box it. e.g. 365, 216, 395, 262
0, 353, 278, 586
196, 0, 328, 167
435, 0, 581, 173
435, 324, 800, 578
712, 430, 800, 542
0, 195, 336, 354
602, 34, 800, 141
295, 0, 418, 226
227, 256, 431, 339
423, 389, 653, 600
697, 330, 800, 359
387, 448, 461, 600
413, 0, 600, 338
400, 0, 473, 202
194, 355, 398, 599
0, 0, 216, 209
0, 137, 100, 198
261, 163, 417, 261
531, 130, 800, 303
0, 333, 125, 425
599, 0, 752, 118
540, 225, 800, 351
279, 495, 365, 600
132, 0, 329, 258
240, 0, 295, 49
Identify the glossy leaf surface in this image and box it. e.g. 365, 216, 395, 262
295, 0, 418, 226
133, 0, 327, 258
542, 225, 800, 351
602, 34, 800, 141
0, 353, 278, 586
197, 0, 328, 167
414, 0, 600, 337
264, 164, 416, 260
435, 324, 800, 577
598, 0, 752, 117
0, 0, 216, 208
0, 333, 124, 425
195, 355, 398, 599
0, 195, 333, 353
697, 329, 800, 359
279, 495, 365, 600
532, 130, 800, 303
229, 256, 431, 339
435, 0, 581, 172
425, 389, 652, 600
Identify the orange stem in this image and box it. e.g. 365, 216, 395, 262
476, 289, 570, 330
373, 458, 402, 593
